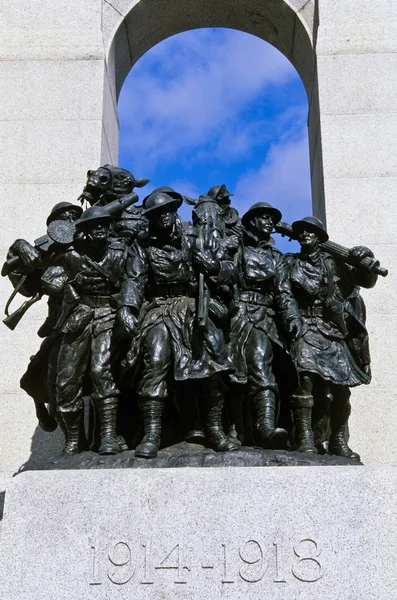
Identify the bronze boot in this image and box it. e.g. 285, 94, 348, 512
291, 395, 317, 453
205, 393, 240, 452
329, 399, 360, 461
254, 391, 288, 450
61, 409, 83, 455
134, 398, 163, 459
96, 397, 121, 455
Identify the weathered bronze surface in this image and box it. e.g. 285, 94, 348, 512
3, 166, 387, 465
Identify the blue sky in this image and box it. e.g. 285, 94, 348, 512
118, 28, 312, 251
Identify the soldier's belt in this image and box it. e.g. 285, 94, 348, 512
146, 283, 192, 299
79, 294, 114, 308
300, 304, 324, 318
239, 290, 273, 307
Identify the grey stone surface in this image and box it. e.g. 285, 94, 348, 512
31, 443, 363, 470
317, 53, 397, 116
316, 0, 397, 55
0, 119, 104, 185
0, 60, 104, 121
320, 113, 397, 180
0, 0, 103, 61
1, 467, 397, 599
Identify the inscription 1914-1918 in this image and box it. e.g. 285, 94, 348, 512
89, 537, 324, 587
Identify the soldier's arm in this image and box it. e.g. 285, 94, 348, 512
118, 241, 149, 336
273, 251, 303, 338
339, 247, 378, 289
40, 266, 68, 299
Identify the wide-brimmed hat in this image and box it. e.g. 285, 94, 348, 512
292, 216, 329, 243
241, 202, 282, 228
46, 202, 82, 226
75, 206, 113, 230
142, 191, 183, 216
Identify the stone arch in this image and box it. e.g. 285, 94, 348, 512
102, 0, 324, 219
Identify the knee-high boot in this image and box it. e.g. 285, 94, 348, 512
204, 391, 240, 452
95, 396, 120, 455
61, 409, 83, 455
329, 396, 360, 461
291, 394, 317, 453
135, 397, 164, 459
253, 390, 288, 450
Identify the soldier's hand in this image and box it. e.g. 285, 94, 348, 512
349, 246, 374, 261
290, 319, 304, 341
193, 248, 220, 275
12, 239, 41, 271
118, 306, 137, 337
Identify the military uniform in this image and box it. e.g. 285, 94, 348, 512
286, 216, 378, 458
228, 203, 302, 449
119, 191, 239, 458
50, 207, 128, 454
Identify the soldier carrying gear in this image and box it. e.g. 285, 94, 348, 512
285, 216, 379, 460
119, 190, 240, 459
50, 205, 128, 456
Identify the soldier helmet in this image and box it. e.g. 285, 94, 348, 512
142, 191, 183, 216
143, 186, 183, 204
207, 184, 233, 203
292, 216, 329, 243
75, 206, 113, 230
46, 202, 83, 226
241, 202, 282, 228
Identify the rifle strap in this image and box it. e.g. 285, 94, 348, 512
4, 274, 27, 316
85, 255, 119, 288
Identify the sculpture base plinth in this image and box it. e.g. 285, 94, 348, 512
31, 442, 362, 470
1, 467, 396, 599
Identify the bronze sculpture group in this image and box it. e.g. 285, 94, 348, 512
2, 165, 387, 462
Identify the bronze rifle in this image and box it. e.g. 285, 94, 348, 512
274, 221, 388, 277
2, 192, 139, 329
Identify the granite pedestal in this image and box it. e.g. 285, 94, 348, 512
1, 466, 396, 599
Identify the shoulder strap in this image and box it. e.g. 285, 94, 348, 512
85, 255, 119, 288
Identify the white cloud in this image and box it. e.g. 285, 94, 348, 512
233, 130, 312, 224
119, 29, 298, 168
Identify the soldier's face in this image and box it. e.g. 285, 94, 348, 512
153, 208, 176, 230
298, 229, 318, 248
87, 221, 109, 242
218, 199, 230, 217
255, 214, 274, 236
59, 209, 81, 222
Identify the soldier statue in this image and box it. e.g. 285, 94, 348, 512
228, 202, 303, 449
48, 206, 128, 455
118, 191, 240, 458
206, 185, 242, 238
3, 201, 83, 433
1, 167, 388, 463
285, 217, 378, 459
